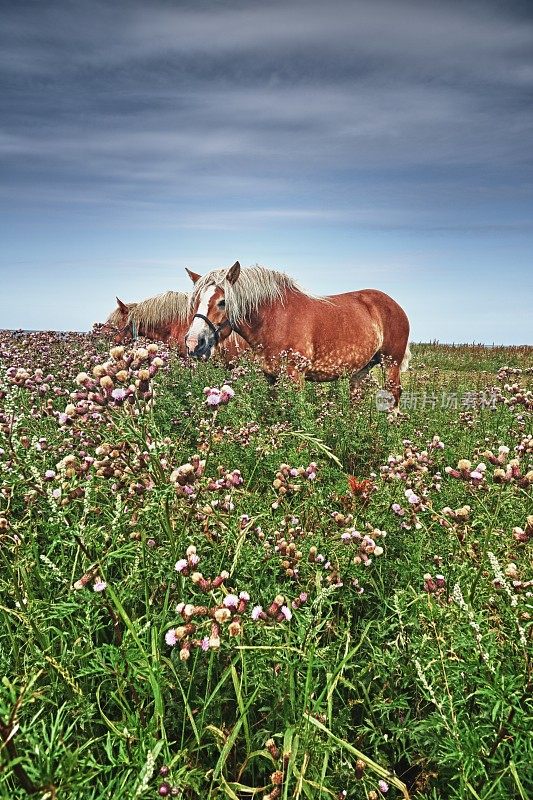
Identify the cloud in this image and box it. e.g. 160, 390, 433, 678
0, 0, 532, 343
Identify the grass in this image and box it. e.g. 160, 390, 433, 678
0, 332, 531, 800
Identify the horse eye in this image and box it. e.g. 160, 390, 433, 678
217, 299, 226, 309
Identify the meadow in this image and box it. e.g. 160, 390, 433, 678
0, 330, 531, 800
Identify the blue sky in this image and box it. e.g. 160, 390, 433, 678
1, 0, 532, 343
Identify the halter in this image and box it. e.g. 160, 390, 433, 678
116, 318, 139, 342
192, 313, 234, 345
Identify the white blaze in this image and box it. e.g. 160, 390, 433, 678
186, 285, 216, 346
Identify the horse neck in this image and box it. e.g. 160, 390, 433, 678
169, 319, 188, 347
231, 302, 276, 350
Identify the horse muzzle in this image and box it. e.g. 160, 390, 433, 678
186, 333, 213, 359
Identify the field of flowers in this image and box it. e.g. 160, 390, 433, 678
0, 330, 531, 800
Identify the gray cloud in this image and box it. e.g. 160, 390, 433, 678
1, 0, 533, 231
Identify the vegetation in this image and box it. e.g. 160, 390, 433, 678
0, 331, 531, 800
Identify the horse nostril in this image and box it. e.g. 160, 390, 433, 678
186, 337, 198, 355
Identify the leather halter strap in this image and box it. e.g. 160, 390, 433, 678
192, 313, 234, 345
117, 319, 138, 341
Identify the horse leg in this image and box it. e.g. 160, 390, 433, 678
385, 362, 402, 411
349, 352, 381, 404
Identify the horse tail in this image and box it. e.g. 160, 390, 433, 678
400, 343, 411, 372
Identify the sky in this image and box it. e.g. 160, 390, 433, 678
1, 0, 532, 343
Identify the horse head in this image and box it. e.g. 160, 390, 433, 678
185, 262, 240, 358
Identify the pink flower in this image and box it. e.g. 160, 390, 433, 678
378, 779, 389, 793
93, 579, 107, 592
220, 384, 235, 402
204, 387, 221, 406
223, 594, 239, 609
201, 636, 210, 651
280, 605, 292, 621
175, 559, 188, 573
239, 591, 250, 601
470, 470, 483, 480
251, 605, 264, 621
111, 387, 127, 401
44, 469, 56, 480
165, 629, 178, 646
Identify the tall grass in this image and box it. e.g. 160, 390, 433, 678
0, 333, 531, 799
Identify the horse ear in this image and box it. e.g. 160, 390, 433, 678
116, 297, 128, 313
226, 261, 241, 284
186, 268, 201, 284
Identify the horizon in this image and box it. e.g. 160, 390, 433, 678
1, 0, 532, 345
1, 328, 531, 349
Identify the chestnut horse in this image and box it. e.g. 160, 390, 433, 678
100, 297, 138, 340
102, 292, 247, 361
185, 262, 410, 407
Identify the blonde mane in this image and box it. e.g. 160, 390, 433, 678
105, 302, 137, 326
190, 265, 322, 324
129, 291, 189, 328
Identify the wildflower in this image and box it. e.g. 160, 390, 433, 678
75, 371, 91, 385
354, 759, 366, 778
201, 636, 210, 651
182, 604, 195, 619
279, 605, 292, 621
204, 387, 221, 406
251, 605, 264, 620
220, 384, 235, 401
44, 469, 56, 480
378, 779, 389, 793
93, 579, 107, 592
228, 620, 242, 636
268, 595, 285, 615
165, 629, 178, 646
223, 594, 239, 609
214, 607, 231, 624
111, 387, 127, 401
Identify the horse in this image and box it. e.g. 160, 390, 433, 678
100, 297, 138, 340
184, 261, 410, 408
101, 292, 248, 361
